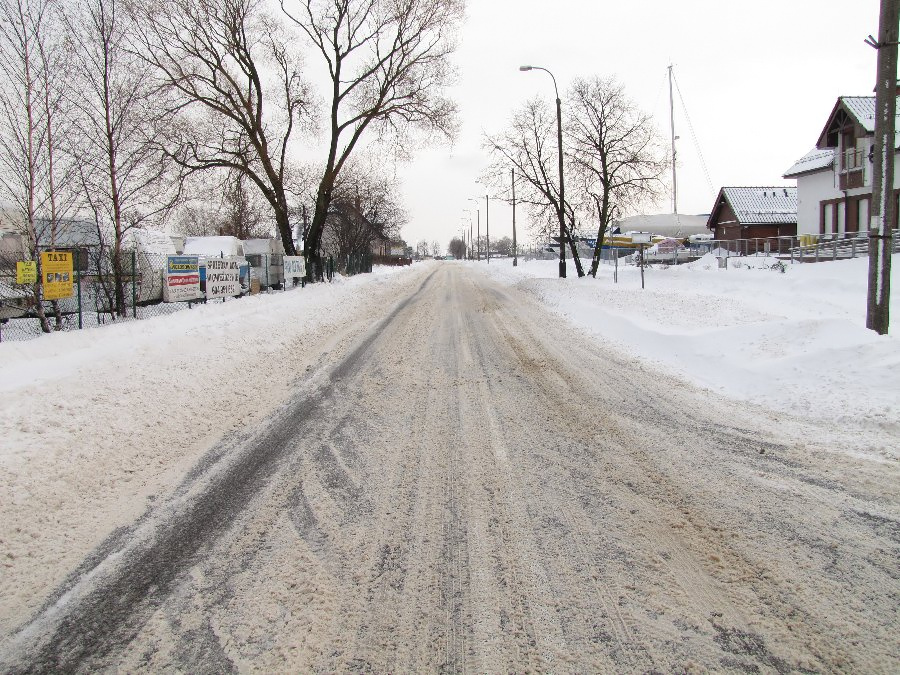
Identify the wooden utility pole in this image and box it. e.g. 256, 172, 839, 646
866, 0, 899, 334
512, 168, 518, 267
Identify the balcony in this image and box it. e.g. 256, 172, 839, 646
838, 148, 866, 190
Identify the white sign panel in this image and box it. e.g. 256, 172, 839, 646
206, 257, 241, 299
283, 255, 306, 279
163, 255, 201, 302
631, 232, 652, 244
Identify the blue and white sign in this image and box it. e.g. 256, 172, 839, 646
284, 256, 306, 280
163, 255, 201, 302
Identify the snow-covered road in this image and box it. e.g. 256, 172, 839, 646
1, 263, 897, 671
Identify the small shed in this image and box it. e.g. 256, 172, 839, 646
706, 187, 798, 240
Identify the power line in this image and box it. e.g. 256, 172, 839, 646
672, 69, 716, 201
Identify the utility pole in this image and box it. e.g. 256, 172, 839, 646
668, 64, 678, 215
512, 169, 518, 267
485, 194, 490, 264
866, 0, 899, 335
477, 210, 481, 260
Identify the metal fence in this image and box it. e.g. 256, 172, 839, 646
1, 248, 331, 342
597, 229, 900, 267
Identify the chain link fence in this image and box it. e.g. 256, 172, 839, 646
0, 248, 306, 342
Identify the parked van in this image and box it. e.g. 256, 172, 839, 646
242, 238, 285, 289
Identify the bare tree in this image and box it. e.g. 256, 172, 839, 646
493, 235, 513, 257
447, 236, 465, 259
131, 0, 310, 257
483, 98, 585, 276
431, 240, 440, 257
567, 76, 667, 277
321, 164, 406, 269
415, 238, 428, 258
280, 0, 462, 278
0, 0, 72, 331
66, 0, 180, 317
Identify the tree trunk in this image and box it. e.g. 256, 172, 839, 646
306, 176, 334, 282
564, 217, 585, 277
589, 195, 610, 278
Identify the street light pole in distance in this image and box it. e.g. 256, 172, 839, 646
520, 64, 566, 278
485, 193, 490, 264
468, 197, 481, 260
512, 168, 517, 267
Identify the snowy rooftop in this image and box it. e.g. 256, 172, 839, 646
842, 96, 878, 132
783, 147, 835, 178
183, 236, 243, 256
721, 187, 797, 225
614, 213, 709, 237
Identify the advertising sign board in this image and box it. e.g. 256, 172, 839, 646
205, 256, 241, 299
630, 232, 652, 244
163, 255, 201, 302
16, 260, 37, 284
283, 255, 306, 280
40, 251, 74, 300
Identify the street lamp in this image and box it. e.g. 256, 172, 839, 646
485, 193, 490, 264
520, 64, 566, 278
468, 197, 481, 260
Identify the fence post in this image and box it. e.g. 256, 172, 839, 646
833, 239, 837, 262
132, 249, 137, 318
852, 237, 856, 258
77, 250, 83, 329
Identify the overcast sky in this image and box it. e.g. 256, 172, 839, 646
396, 0, 882, 251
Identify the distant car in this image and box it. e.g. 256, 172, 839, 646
445, 255, 455, 260
434, 255, 443, 260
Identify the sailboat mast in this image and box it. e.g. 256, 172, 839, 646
668, 64, 677, 215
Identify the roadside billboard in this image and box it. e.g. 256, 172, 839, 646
205, 257, 241, 299
40, 251, 74, 300
16, 260, 37, 284
283, 255, 306, 281
163, 255, 201, 302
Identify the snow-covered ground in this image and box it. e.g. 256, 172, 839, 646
1, 254, 898, 639
480, 253, 900, 440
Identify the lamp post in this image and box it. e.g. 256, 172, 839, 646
520, 64, 566, 278
468, 197, 481, 260
511, 168, 518, 267
485, 193, 490, 264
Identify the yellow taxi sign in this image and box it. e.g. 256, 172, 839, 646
16, 260, 37, 284
40, 251, 74, 300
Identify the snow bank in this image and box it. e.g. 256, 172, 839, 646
0, 262, 423, 634
479, 255, 900, 426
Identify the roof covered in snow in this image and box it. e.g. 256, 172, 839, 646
613, 213, 710, 237
708, 187, 798, 228
183, 236, 244, 257
783, 147, 835, 178
841, 97, 878, 132
815, 95, 900, 148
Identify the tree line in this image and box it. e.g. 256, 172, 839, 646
0, 0, 463, 329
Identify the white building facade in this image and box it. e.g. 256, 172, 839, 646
784, 96, 900, 236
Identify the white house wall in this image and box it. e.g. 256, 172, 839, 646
796, 170, 835, 235
793, 153, 900, 235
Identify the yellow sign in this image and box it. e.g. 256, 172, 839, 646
40, 251, 74, 300
16, 260, 37, 284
